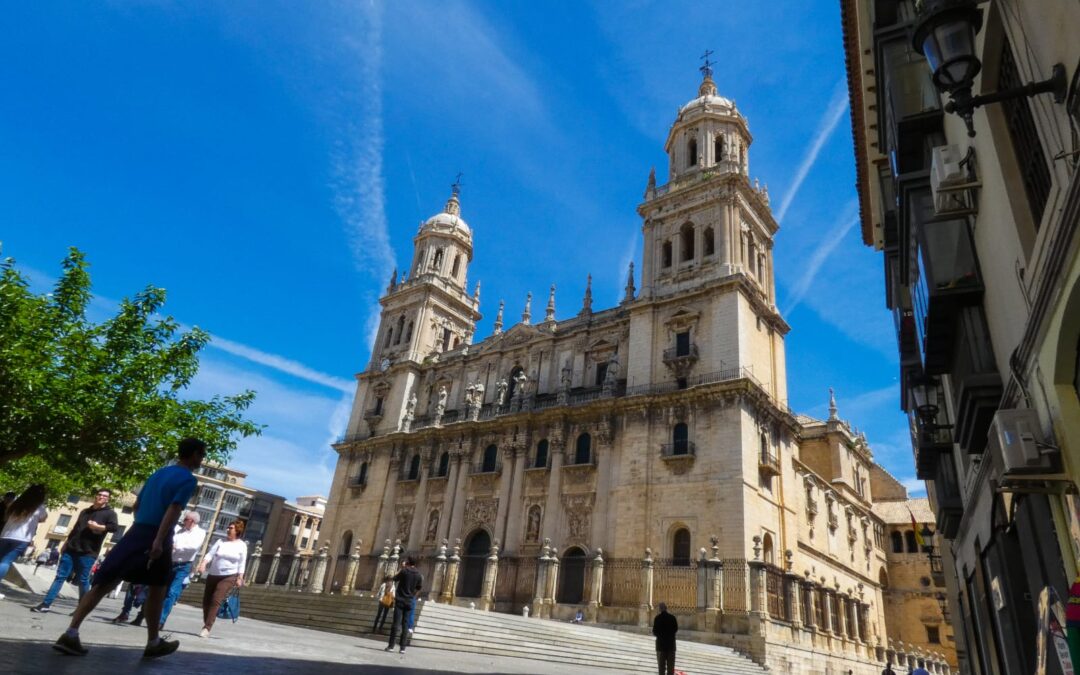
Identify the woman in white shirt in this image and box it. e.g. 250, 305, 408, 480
195, 519, 247, 637
0, 484, 48, 599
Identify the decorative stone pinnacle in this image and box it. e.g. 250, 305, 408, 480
493, 300, 504, 334
521, 292, 532, 324
784, 549, 794, 572
545, 284, 556, 322
828, 387, 838, 421
623, 262, 636, 304
473, 280, 481, 304
644, 167, 656, 198
752, 535, 761, 560
388, 267, 398, 292
580, 274, 593, 316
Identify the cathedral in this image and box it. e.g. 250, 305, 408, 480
317, 66, 956, 673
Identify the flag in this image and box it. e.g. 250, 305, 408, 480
910, 509, 925, 549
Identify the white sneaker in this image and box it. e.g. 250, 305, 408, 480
407, 628, 413, 635
199, 628, 210, 638
0, 593, 6, 600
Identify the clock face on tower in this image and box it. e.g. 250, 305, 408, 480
380, 358, 391, 372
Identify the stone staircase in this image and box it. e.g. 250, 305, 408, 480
177, 586, 766, 674
413, 602, 766, 675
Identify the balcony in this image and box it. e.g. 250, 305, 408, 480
932, 450, 964, 539
662, 343, 699, 379
661, 441, 696, 458
758, 450, 781, 476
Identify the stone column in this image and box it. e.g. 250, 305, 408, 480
372, 540, 391, 592
406, 453, 432, 552
375, 455, 401, 546
638, 548, 655, 627
479, 540, 500, 611
545, 549, 560, 615
437, 453, 463, 543
540, 440, 564, 543
783, 550, 800, 628
501, 446, 528, 550
532, 541, 550, 618
588, 436, 612, 548
387, 540, 402, 575
265, 547, 282, 588
430, 540, 448, 601
802, 578, 817, 632
343, 544, 361, 594
493, 448, 515, 546
246, 541, 263, 584
309, 545, 329, 594
820, 578, 832, 635
708, 541, 722, 611
836, 591, 848, 643
440, 539, 461, 604
748, 560, 766, 616
586, 548, 604, 622
285, 554, 301, 590
446, 452, 471, 544
696, 547, 709, 610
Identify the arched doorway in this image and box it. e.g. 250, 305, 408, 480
457, 530, 490, 598
557, 547, 588, 604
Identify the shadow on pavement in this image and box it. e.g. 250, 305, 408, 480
0, 638, 523, 675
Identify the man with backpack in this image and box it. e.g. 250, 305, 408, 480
385, 557, 423, 654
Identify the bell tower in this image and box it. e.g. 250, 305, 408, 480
345, 181, 482, 439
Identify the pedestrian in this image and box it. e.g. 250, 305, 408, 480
51, 437, 207, 659
372, 574, 393, 633
0, 484, 48, 600
652, 601, 678, 675
882, 661, 896, 675
196, 519, 247, 638
571, 608, 585, 624
32, 488, 118, 613
47, 547, 60, 566
109, 583, 148, 624
385, 556, 423, 654
912, 660, 930, 675
158, 510, 205, 629
34, 550, 49, 574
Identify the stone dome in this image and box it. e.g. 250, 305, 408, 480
679, 75, 737, 115
419, 192, 471, 238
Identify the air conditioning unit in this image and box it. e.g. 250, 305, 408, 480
930, 144, 968, 214
989, 409, 1052, 474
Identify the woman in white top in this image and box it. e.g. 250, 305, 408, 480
196, 519, 247, 636
0, 485, 48, 599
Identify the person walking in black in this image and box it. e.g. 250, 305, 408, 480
32, 488, 118, 612
882, 661, 896, 675
385, 557, 423, 654
652, 601, 678, 675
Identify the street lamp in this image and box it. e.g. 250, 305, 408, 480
912, 0, 1067, 137
909, 374, 941, 428
920, 524, 935, 555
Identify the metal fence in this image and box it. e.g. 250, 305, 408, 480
600, 558, 641, 608
765, 564, 788, 621
721, 559, 748, 613
491, 556, 538, 608
652, 559, 697, 612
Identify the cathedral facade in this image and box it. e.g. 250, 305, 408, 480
317, 70, 955, 673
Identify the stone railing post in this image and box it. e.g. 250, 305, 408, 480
545, 548, 560, 614
586, 548, 604, 622
372, 539, 391, 592
388, 539, 402, 574
696, 547, 709, 610
246, 541, 263, 584
285, 553, 301, 590
479, 540, 500, 611
802, 576, 816, 632
265, 546, 282, 588
748, 537, 766, 617
836, 589, 848, 642
343, 544, 361, 594
430, 540, 448, 601
638, 547, 654, 627
532, 540, 550, 618
441, 539, 461, 604
784, 550, 801, 628
309, 545, 329, 594
704, 539, 722, 632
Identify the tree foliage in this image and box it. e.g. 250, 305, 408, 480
0, 248, 262, 498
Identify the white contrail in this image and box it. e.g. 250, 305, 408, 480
208, 336, 354, 394
782, 202, 859, 315
775, 81, 850, 223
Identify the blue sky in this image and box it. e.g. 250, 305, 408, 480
1, 1, 921, 500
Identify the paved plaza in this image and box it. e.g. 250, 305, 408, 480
0, 569, 596, 675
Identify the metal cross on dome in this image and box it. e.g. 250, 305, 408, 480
699, 49, 714, 79
451, 172, 464, 196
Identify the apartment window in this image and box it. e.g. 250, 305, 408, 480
892, 531, 904, 553
999, 37, 1051, 229
57, 514, 72, 528
199, 487, 220, 506
300, 537, 309, 549
675, 331, 691, 357
905, 530, 918, 553
927, 624, 941, 644
215, 515, 231, 532
222, 493, 244, 513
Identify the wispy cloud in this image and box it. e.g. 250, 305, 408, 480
209, 336, 353, 394
782, 201, 859, 315
775, 81, 849, 223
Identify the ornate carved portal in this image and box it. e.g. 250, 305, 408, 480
394, 504, 414, 543
463, 497, 499, 534
562, 493, 595, 545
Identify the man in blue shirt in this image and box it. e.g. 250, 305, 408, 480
53, 438, 206, 660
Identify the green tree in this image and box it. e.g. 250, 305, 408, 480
0, 248, 262, 498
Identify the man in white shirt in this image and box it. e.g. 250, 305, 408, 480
155, 511, 205, 629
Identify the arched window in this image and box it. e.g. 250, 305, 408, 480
891, 531, 903, 553
672, 528, 691, 566
357, 461, 368, 486
714, 135, 725, 163
760, 432, 770, 463
340, 530, 353, 557
680, 223, 695, 261
383, 327, 393, 348
394, 316, 405, 345
293, 514, 302, 526
432, 248, 444, 271
704, 227, 715, 256
451, 254, 461, 278
672, 423, 689, 455
436, 451, 450, 478
687, 138, 698, 167
405, 321, 414, 342
662, 241, 673, 268
905, 530, 918, 553
762, 533, 775, 565
482, 444, 498, 473
574, 433, 591, 465
407, 454, 421, 481
535, 439, 549, 469
879, 568, 889, 590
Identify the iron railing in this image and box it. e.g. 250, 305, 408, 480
661, 441, 696, 457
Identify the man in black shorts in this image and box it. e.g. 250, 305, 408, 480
52, 438, 206, 660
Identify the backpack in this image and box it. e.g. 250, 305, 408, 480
380, 584, 394, 608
